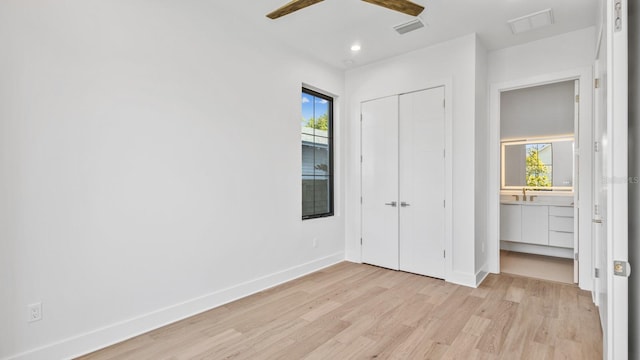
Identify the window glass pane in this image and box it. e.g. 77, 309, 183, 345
301, 93, 314, 135
312, 139, 330, 176
302, 143, 315, 176
525, 143, 552, 188
313, 176, 331, 214
312, 98, 329, 136
538, 144, 553, 164
302, 178, 315, 217
546, 165, 553, 184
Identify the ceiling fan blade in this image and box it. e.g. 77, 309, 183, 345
266, 0, 324, 19
361, 0, 424, 16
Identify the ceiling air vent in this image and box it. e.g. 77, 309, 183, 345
508, 8, 554, 34
393, 18, 425, 35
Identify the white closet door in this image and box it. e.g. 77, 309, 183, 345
398, 87, 445, 278
361, 96, 399, 270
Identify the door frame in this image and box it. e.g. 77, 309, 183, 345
359, 79, 454, 283
604, 0, 629, 357
487, 67, 594, 291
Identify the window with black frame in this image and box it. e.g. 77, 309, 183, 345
301, 88, 333, 219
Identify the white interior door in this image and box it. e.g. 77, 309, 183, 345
398, 88, 445, 278
361, 96, 399, 270
605, 0, 629, 358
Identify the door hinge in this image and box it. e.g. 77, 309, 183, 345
360, 113, 363, 121
443, 149, 445, 158
594, 204, 600, 216
442, 99, 445, 108
595, 268, 600, 278
614, 0, 622, 32
360, 155, 363, 163
360, 196, 362, 204
574, 253, 579, 261
575, 94, 580, 103
360, 238, 363, 245
443, 200, 446, 208
613, 260, 631, 277
594, 78, 600, 89
594, 141, 600, 152
443, 250, 446, 258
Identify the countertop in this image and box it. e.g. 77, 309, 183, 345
500, 200, 574, 207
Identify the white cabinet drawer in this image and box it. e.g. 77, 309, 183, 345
549, 230, 573, 248
549, 206, 574, 217
549, 216, 574, 232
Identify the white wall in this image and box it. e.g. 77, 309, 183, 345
344, 34, 481, 286
0, 1, 345, 359
474, 40, 489, 278
487, 27, 595, 290
500, 81, 576, 139
489, 27, 597, 84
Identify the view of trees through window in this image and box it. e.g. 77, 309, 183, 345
525, 143, 552, 188
301, 88, 333, 219
305, 114, 329, 131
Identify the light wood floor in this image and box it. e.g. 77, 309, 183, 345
500, 250, 574, 284
78, 262, 602, 359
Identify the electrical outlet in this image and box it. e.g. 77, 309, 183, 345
28, 302, 42, 322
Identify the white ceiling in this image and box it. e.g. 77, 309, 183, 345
215, 0, 597, 69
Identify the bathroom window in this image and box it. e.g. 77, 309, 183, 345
525, 143, 553, 187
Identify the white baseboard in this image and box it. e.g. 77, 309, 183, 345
447, 271, 477, 288
6, 252, 344, 360
475, 266, 489, 287
500, 241, 573, 259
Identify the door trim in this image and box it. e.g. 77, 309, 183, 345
488, 67, 594, 291
605, 0, 629, 357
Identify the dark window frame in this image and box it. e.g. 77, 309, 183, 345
302, 87, 334, 220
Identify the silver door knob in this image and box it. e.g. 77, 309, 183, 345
592, 218, 603, 224
400, 202, 410, 207
385, 201, 397, 207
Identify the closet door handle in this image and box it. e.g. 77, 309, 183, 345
385, 201, 397, 207
400, 202, 410, 207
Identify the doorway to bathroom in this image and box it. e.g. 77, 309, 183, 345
488, 67, 593, 289
499, 80, 577, 284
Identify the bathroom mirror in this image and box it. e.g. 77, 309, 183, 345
501, 136, 574, 191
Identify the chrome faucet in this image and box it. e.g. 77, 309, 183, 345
522, 187, 527, 201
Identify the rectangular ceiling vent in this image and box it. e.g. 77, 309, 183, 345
508, 8, 554, 34
393, 18, 425, 35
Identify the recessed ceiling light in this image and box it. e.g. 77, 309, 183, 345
350, 44, 361, 52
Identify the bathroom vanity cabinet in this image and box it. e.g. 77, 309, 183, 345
500, 202, 574, 258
